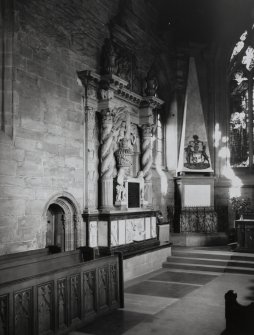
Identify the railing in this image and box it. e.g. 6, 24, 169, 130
0, 252, 123, 335
167, 206, 228, 233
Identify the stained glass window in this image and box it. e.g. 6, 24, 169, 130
229, 24, 254, 168
230, 30, 248, 61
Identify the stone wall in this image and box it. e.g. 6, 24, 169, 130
0, 0, 175, 254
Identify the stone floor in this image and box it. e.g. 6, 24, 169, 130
70, 252, 254, 335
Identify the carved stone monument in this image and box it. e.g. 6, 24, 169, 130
78, 37, 164, 254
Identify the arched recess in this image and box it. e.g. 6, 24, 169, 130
42, 192, 82, 251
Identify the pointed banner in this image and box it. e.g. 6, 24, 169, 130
177, 57, 213, 173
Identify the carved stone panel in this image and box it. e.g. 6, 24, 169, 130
14, 289, 33, 335
125, 219, 133, 244
0, 295, 8, 335
118, 219, 126, 245
37, 282, 53, 335
57, 278, 67, 329
70, 274, 81, 322
111, 220, 118, 246
151, 216, 157, 238
83, 271, 96, 317
98, 267, 109, 310
98, 221, 108, 247
89, 221, 98, 247
145, 217, 151, 239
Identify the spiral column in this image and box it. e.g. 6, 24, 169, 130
100, 108, 115, 209
141, 124, 153, 206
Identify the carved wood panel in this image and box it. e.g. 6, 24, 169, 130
70, 274, 81, 322
83, 271, 96, 317
109, 264, 119, 307
0, 256, 122, 335
0, 295, 8, 335
14, 289, 33, 335
98, 267, 109, 310
57, 278, 67, 330
37, 282, 53, 335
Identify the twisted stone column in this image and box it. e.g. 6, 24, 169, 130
100, 109, 115, 209
141, 124, 154, 206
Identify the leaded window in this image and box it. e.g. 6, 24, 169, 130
228, 24, 254, 168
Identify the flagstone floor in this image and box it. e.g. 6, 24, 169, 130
70, 265, 254, 335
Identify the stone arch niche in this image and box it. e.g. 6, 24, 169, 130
43, 192, 82, 252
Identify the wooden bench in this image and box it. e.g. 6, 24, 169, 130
225, 290, 254, 334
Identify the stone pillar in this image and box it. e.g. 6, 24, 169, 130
141, 124, 154, 207
77, 70, 99, 214
84, 105, 98, 212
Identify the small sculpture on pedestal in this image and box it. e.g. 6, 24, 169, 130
115, 137, 133, 208
101, 38, 117, 75
144, 67, 158, 97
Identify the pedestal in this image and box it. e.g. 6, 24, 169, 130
174, 175, 217, 235
101, 179, 113, 210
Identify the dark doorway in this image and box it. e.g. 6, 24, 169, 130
46, 204, 65, 251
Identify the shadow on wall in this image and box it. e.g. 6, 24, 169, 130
151, 167, 173, 219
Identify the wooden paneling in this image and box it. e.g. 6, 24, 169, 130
0, 255, 123, 335
14, 289, 33, 335
0, 295, 8, 335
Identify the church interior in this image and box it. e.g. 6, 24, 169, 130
1, 0, 254, 334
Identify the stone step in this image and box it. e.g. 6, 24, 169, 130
166, 256, 254, 269
171, 250, 254, 263
162, 261, 254, 275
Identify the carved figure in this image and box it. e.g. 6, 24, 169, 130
116, 184, 127, 202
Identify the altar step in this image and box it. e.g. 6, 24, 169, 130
162, 247, 254, 275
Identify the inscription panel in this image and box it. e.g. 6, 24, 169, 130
128, 182, 140, 208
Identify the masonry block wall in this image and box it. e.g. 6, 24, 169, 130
0, 0, 175, 255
